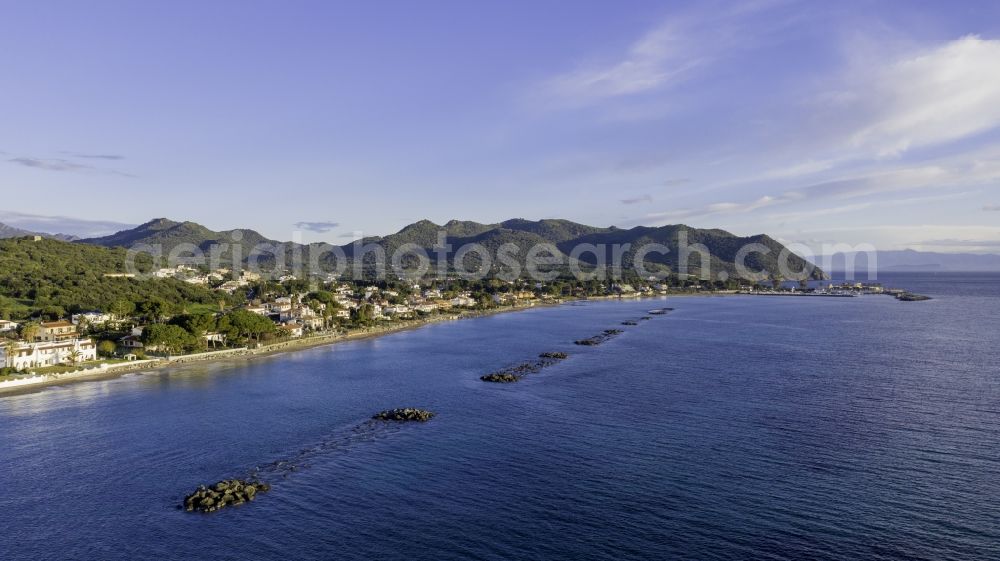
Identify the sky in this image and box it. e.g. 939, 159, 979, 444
2, 0, 1000, 253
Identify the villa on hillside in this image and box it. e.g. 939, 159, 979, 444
37, 320, 79, 342
0, 319, 19, 333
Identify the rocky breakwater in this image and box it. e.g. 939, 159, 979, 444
183, 479, 270, 513
575, 329, 623, 346
648, 307, 674, 315
481, 352, 568, 383
372, 408, 436, 422
896, 292, 931, 301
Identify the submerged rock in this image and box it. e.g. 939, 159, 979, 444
575, 328, 624, 346
896, 292, 931, 301
183, 479, 271, 513
372, 408, 436, 422
481, 372, 522, 383
648, 308, 674, 315
621, 320, 638, 326
482, 353, 567, 383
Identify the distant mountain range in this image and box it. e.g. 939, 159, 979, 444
0, 221, 77, 241
10, 215, 1000, 275
818, 249, 1000, 272
82, 217, 276, 255
78, 217, 826, 280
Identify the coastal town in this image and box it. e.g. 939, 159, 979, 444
1, 258, 923, 385
0, 265, 677, 381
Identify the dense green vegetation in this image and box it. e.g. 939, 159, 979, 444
0, 237, 236, 321
79, 217, 826, 281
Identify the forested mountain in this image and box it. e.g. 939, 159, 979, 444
83, 218, 277, 255
78, 217, 826, 280
347, 219, 823, 280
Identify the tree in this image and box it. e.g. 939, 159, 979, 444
110, 299, 136, 321
21, 322, 40, 343
65, 350, 81, 365
141, 324, 196, 354
97, 340, 117, 357
171, 312, 217, 337
217, 310, 276, 344
351, 303, 375, 325
40, 306, 67, 321
138, 300, 171, 323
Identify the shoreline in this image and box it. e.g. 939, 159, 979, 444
1, 289, 899, 398
0, 291, 778, 398
0, 298, 587, 397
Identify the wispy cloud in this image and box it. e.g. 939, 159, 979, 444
620, 194, 653, 205
294, 221, 341, 233
916, 238, 1000, 249
7, 156, 133, 177
985, 204, 1000, 211
61, 152, 125, 160
845, 35, 1000, 158
538, 24, 701, 106
633, 166, 951, 225
532, 3, 786, 109
9, 157, 95, 172
662, 178, 692, 187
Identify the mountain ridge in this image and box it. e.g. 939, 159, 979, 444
0, 221, 78, 241
80, 217, 827, 280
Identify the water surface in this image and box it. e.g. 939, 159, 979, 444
2, 272, 998, 560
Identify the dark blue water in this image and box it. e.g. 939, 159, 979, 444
2, 272, 998, 560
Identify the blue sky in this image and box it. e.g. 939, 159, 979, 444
2, 0, 1000, 252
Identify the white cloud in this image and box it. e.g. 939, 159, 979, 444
538, 22, 702, 106
846, 36, 1000, 157
635, 165, 951, 225
533, 2, 787, 109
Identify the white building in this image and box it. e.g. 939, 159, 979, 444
382, 305, 412, 317
38, 320, 78, 342
0, 319, 19, 333
72, 312, 114, 326
2, 339, 97, 370
449, 296, 477, 308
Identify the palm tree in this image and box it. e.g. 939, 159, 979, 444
66, 350, 81, 365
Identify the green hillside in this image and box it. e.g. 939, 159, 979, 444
0, 237, 232, 321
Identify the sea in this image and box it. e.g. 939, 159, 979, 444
1, 272, 998, 560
